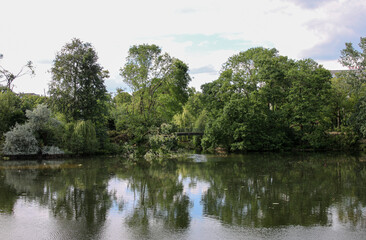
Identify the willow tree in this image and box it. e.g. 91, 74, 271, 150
49, 38, 109, 123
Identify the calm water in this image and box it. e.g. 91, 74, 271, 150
0, 153, 365, 240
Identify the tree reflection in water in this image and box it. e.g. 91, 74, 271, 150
116, 161, 191, 235
0, 153, 365, 239
186, 153, 366, 228
0, 159, 113, 238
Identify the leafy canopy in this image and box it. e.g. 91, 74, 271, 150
49, 38, 109, 123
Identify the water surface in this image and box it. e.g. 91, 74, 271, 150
0, 153, 365, 239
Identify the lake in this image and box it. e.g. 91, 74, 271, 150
0, 153, 365, 240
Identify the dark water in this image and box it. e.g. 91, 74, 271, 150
0, 153, 365, 240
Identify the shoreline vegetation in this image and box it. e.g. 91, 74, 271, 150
1, 37, 366, 162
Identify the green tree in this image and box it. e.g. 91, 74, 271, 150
339, 37, 366, 101
119, 44, 190, 125
201, 48, 294, 151
328, 76, 355, 129
338, 37, 366, 139
172, 106, 194, 132
19, 93, 48, 113
68, 120, 98, 154
0, 90, 25, 137
111, 88, 133, 131
285, 59, 332, 147
49, 38, 109, 123
201, 48, 333, 151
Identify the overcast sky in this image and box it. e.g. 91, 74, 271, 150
1, 0, 365, 94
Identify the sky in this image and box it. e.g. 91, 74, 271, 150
0, 0, 365, 94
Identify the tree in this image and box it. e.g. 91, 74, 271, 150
201, 47, 333, 151
120, 44, 190, 125
0, 90, 25, 136
67, 120, 98, 154
285, 59, 332, 148
172, 106, 194, 132
49, 38, 109, 123
338, 37, 366, 138
111, 88, 133, 131
339, 37, 366, 101
201, 48, 294, 151
328, 76, 355, 129
0, 61, 35, 90
286, 59, 332, 129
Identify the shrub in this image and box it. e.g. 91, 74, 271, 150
2, 104, 64, 155
2, 123, 39, 155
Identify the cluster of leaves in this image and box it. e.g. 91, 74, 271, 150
0, 90, 25, 138
144, 123, 179, 163
172, 91, 207, 149
63, 120, 98, 154
119, 44, 190, 125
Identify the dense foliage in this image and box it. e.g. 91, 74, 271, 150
110, 44, 191, 158
65, 120, 98, 154
118, 44, 191, 126
2, 37, 366, 158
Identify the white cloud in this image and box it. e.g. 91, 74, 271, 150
301, 0, 366, 61
0, 0, 364, 94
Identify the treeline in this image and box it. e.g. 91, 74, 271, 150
1, 37, 366, 159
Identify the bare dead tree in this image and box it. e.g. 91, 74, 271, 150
0, 61, 35, 90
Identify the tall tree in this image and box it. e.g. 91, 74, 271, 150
339, 37, 366, 101
120, 44, 190, 125
49, 38, 109, 123
338, 37, 366, 137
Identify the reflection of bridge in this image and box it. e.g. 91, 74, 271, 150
176, 132, 203, 136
